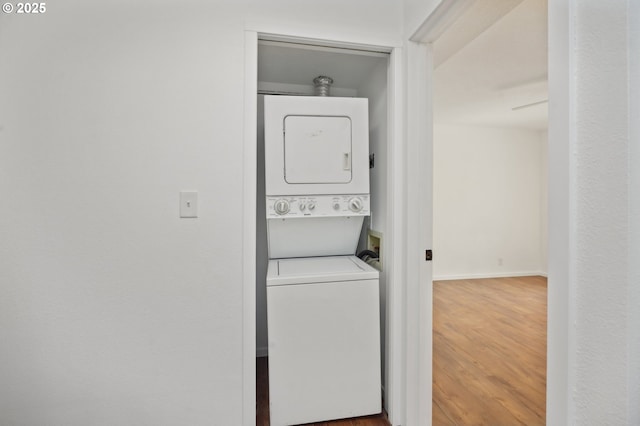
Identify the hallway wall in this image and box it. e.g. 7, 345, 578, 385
0, 2, 403, 425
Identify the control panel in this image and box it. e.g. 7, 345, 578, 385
266, 194, 370, 218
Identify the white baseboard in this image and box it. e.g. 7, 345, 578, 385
256, 346, 268, 358
433, 270, 547, 281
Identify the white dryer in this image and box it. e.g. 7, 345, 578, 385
264, 95, 372, 259
264, 95, 370, 196
266, 256, 381, 426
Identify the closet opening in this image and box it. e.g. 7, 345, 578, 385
254, 36, 397, 425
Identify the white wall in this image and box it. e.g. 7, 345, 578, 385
629, 3, 640, 424
403, 0, 440, 38
356, 58, 389, 395
547, 0, 640, 424
571, 0, 636, 423
433, 124, 546, 280
359, 59, 390, 256
0, 1, 401, 425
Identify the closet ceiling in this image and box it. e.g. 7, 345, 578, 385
434, 0, 548, 131
258, 41, 387, 92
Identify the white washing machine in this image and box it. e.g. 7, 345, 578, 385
263, 94, 381, 425
266, 255, 381, 426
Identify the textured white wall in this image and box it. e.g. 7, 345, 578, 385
0, 1, 401, 425
433, 124, 546, 280
571, 0, 637, 423
629, 3, 640, 424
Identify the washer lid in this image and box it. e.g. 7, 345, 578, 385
267, 256, 378, 286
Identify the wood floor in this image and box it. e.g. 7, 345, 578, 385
257, 276, 546, 425
433, 276, 547, 425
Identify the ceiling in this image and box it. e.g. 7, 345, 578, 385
433, 0, 548, 131
258, 41, 388, 94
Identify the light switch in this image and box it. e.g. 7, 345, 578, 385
180, 191, 198, 218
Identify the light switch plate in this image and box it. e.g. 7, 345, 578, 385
180, 191, 198, 218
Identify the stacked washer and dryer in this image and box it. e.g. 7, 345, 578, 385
264, 86, 381, 426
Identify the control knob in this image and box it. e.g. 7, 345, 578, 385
274, 199, 290, 215
348, 197, 363, 212
307, 201, 316, 210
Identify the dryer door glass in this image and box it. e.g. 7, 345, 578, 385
284, 115, 352, 184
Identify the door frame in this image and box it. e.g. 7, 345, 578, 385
406, 0, 572, 424
242, 30, 258, 426
242, 30, 406, 425
402, 39, 433, 426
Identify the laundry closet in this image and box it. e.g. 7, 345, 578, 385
256, 38, 391, 424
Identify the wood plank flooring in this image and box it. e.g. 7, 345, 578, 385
433, 276, 547, 425
256, 356, 389, 426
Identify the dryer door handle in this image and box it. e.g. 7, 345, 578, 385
343, 152, 351, 170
